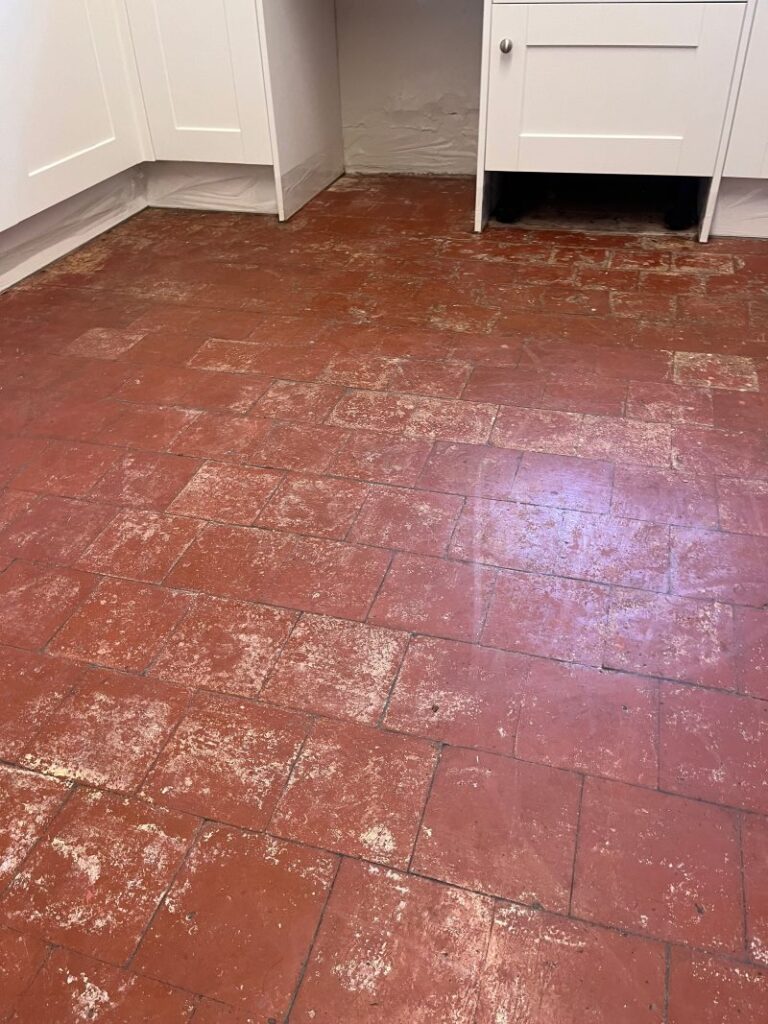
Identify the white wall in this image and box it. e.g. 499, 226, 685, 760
335, 0, 483, 175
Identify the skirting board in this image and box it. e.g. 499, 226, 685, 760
711, 178, 768, 239
0, 161, 280, 293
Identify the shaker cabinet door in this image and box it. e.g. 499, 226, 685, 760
1, 0, 148, 230
485, 2, 745, 176
126, 0, 273, 165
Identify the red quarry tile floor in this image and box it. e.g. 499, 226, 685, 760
476, 903, 666, 1024
271, 718, 437, 868
131, 828, 337, 1018
0, 175, 767, 1020
412, 745, 582, 911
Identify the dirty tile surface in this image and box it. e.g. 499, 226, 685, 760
19, 671, 188, 792
572, 778, 743, 951
0, 176, 767, 1021
271, 718, 437, 868
142, 693, 309, 829
132, 827, 337, 1017
10, 947, 196, 1023
476, 903, 666, 1024
0, 789, 196, 963
290, 859, 494, 1024
412, 745, 582, 910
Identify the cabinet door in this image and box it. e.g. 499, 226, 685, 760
126, 0, 272, 164
485, 2, 745, 176
1, 0, 148, 229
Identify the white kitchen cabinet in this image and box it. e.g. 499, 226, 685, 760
0, 0, 149, 231
125, 0, 343, 219
484, 2, 745, 177
125, 0, 272, 165
0, 0, 342, 242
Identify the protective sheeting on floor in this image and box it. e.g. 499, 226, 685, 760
712, 178, 768, 238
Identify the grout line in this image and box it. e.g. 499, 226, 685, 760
12, 672, 84, 772
263, 709, 317, 836
0, 781, 79, 903
338, 478, 373, 545
256, 607, 307, 698
69, 794, 765, 975
663, 943, 672, 1024
656, 677, 664, 792
123, 816, 207, 971
567, 774, 586, 917
36, 572, 109, 660
406, 742, 444, 874
444, 493, 468, 559
4, 693, 767, 826
362, 548, 395, 624
737, 811, 750, 959
4, 940, 56, 1018
6, 675, 768, 827
376, 632, 414, 729
130, 685, 198, 799
3, 415, 765, 537
283, 855, 343, 1023
155, 521, 208, 589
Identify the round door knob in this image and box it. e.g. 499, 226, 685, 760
500, 38, 513, 54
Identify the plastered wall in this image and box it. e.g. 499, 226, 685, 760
335, 0, 483, 175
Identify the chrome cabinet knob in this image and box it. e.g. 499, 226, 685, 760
500, 38, 513, 54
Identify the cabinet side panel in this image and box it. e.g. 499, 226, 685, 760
258, 0, 344, 219
725, 0, 768, 177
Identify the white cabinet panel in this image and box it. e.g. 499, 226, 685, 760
257, 0, 344, 219
126, 0, 272, 164
485, 2, 745, 176
1, 0, 148, 229
725, 0, 768, 178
